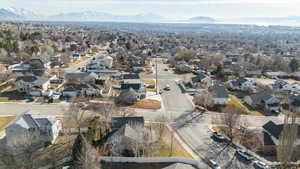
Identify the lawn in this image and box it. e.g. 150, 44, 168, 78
227, 95, 262, 116
143, 79, 155, 85
0, 116, 15, 130
131, 99, 161, 110
151, 123, 193, 159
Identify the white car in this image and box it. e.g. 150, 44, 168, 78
208, 159, 221, 169
254, 161, 270, 169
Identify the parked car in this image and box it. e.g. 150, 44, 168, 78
164, 85, 171, 91
164, 68, 168, 71
212, 132, 228, 142
147, 85, 155, 89
26, 97, 34, 103
207, 159, 221, 169
236, 149, 253, 161
253, 161, 270, 169
159, 90, 163, 94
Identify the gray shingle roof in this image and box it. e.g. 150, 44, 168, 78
112, 116, 144, 129
209, 85, 228, 98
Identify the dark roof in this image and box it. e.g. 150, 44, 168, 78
65, 72, 96, 80
232, 77, 248, 86
63, 83, 90, 92
123, 74, 140, 79
263, 121, 300, 140
112, 116, 144, 129
248, 92, 274, 104
191, 73, 207, 83
263, 131, 276, 146
22, 114, 40, 128
16, 76, 37, 83
289, 95, 300, 106
209, 85, 228, 98
16, 76, 49, 85
121, 83, 141, 90
35, 118, 52, 126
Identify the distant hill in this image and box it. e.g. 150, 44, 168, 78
189, 16, 216, 23
229, 16, 300, 25
48, 11, 167, 23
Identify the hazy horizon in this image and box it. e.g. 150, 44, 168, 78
2, 0, 300, 20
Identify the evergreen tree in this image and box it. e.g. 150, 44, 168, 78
289, 58, 299, 72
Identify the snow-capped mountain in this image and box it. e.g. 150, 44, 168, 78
5, 7, 40, 19
0, 8, 22, 20
48, 11, 167, 23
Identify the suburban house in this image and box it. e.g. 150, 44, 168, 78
122, 73, 140, 80
244, 92, 281, 113
121, 79, 146, 99
62, 83, 103, 97
64, 72, 98, 84
261, 120, 300, 155
287, 94, 300, 114
108, 116, 154, 156
175, 61, 193, 73
189, 73, 213, 88
228, 77, 256, 91
264, 71, 291, 79
5, 111, 62, 151
281, 82, 300, 94
11, 59, 45, 76
16, 75, 50, 96
268, 80, 288, 91
111, 116, 144, 130
208, 85, 229, 105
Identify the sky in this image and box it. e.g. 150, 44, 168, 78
2, 0, 300, 19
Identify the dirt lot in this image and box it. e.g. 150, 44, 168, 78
131, 99, 161, 110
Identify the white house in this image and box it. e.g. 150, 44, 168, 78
16, 75, 50, 96
5, 111, 62, 151
228, 77, 256, 91
281, 82, 300, 94
244, 92, 281, 113
209, 85, 229, 105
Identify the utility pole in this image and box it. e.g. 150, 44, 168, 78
155, 57, 158, 95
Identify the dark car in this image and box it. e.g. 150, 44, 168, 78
212, 132, 228, 142
236, 149, 253, 161
147, 85, 155, 89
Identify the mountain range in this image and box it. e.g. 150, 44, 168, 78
1, 7, 300, 26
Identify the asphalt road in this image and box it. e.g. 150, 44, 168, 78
174, 112, 257, 169
0, 102, 68, 116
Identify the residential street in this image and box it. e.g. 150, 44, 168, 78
0, 57, 285, 169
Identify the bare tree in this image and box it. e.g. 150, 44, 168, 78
62, 101, 87, 149
277, 113, 298, 169
91, 102, 119, 135
221, 106, 242, 142
72, 134, 100, 169
0, 131, 40, 169
193, 89, 214, 108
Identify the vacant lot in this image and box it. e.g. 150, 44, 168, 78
131, 99, 161, 110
